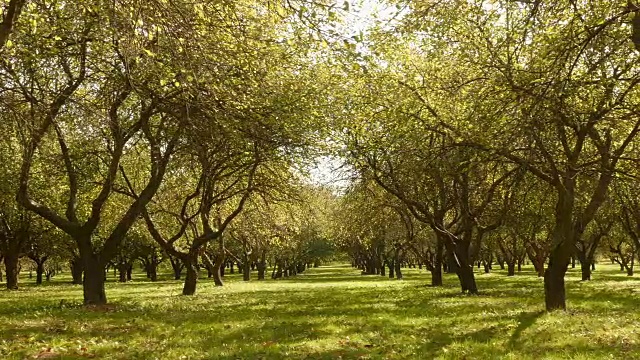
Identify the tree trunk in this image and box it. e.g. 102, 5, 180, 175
118, 264, 127, 283
387, 260, 394, 278
580, 260, 591, 281
5, 254, 19, 290
35, 261, 44, 285
483, 263, 490, 274
544, 261, 568, 311
70, 258, 83, 284
182, 258, 199, 295
170, 257, 183, 280
126, 264, 132, 281
243, 261, 250, 281
149, 266, 157, 281
82, 257, 107, 305
507, 262, 515, 276
394, 259, 403, 280
431, 266, 442, 286
212, 252, 225, 286
456, 265, 477, 294
258, 261, 266, 280
431, 239, 443, 286
446, 251, 458, 274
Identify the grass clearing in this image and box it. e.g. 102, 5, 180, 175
1, 264, 639, 359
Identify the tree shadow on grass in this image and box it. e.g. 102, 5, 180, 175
508, 310, 544, 349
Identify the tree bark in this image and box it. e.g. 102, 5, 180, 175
580, 260, 591, 281
456, 265, 477, 294
4, 254, 19, 290
257, 260, 266, 280
394, 260, 403, 280
446, 251, 458, 274
212, 252, 225, 286
149, 265, 157, 281
35, 261, 45, 285
170, 256, 184, 280
431, 239, 443, 286
243, 261, 250, 281
483, 263, 491, 274
70, 258, 83, 284
182, 258, 199, 295
126, 264, 132, 281
507, 262, 515, 276
431, 266, 442, 286
82, 257, 107, 305
544, 261, 568, 311
118, 263, 127, 283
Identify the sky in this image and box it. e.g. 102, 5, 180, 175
305, 0, 400, 191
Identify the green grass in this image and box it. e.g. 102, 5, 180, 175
1, 264, 640, 359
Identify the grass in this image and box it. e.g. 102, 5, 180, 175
1, 264, 640, 359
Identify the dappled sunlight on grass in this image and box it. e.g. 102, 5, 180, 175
1, 264, 640, 359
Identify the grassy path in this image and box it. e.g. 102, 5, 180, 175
1, 264, 639, 359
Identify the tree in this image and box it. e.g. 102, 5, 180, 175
385, 0, 640, 310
